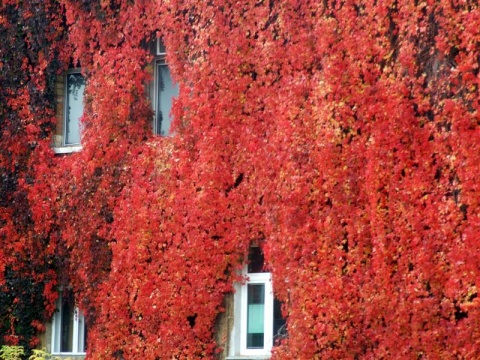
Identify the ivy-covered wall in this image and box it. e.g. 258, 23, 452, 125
0, 268, 47, 354
1, 0, 480, 359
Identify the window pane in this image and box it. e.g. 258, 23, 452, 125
155, 62, 178, 136
65, 73, 85, 145
78, 311, 87, 352
273, 297, 286, 345
248, 246, 266, 273
157, 39, 166, 55
60, 298, 74, 352
247, 284, 265, 349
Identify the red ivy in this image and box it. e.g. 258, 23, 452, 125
1, 0, 480, 359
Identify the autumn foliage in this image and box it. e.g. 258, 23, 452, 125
1, 0, 480, 358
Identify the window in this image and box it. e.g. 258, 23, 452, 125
151, 39, 179, 136
64, 71, 85, 145
51, 292, 87, 355
229, 247, 286, 359
53, 69, 85, 153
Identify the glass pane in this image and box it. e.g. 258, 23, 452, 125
78, 310, 87, 352
65, 73, 85, 145
83, 322, 88, 351
247, 284, 265, 349
60, 298, 74, 352
155, 62, 178, 136
273, 297, 286, 345
53, 300, 61, 352
248, 246, 265, 273
157, 39, 166, 55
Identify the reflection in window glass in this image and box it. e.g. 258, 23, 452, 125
60, 298, 73, 352
273, 297, 286, 345
65, 73, 85, 145
155, 61, 178, 136
248, 246, 265, 273
53, 292, 87, 354
247, 284, 265, 349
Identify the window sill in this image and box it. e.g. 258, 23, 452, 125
226, 357, 270, 360
51, 353, 86, 359
52, 145, 82, 154
52, 353, 86, 355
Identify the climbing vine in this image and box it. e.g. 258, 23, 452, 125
1, 0, 479, 359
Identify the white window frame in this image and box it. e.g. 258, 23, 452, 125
51, 293, 87, 356
241, 271, 274, 356
229, 267, 275, 359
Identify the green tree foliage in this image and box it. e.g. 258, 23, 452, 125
0, 345, 24, 360
1, 0, 480, 359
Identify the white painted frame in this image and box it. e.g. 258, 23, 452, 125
240, 271, 274, 356
51, 293, 87, 355
229, 266, 274, 359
